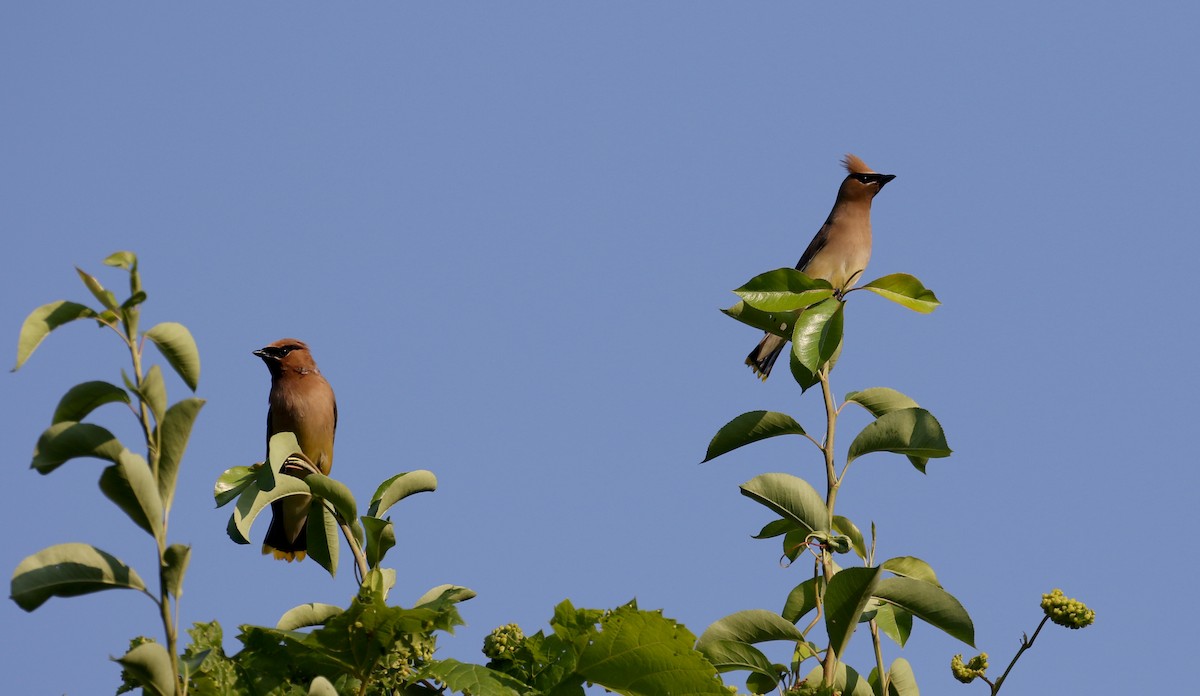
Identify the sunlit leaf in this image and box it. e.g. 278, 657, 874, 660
791, 297, 843, 376
52, 381, 130, 424
307, 676, 338, 696
846, 408, 951, 468
862, 273, 940, 313
99, 450, 164, 538
845, 387, 919, 417
13, 301, 98, 371
214, 466, 256, 508
75, 267, 119, 312
740, 473, 830, 537
367, 470, 437, 518
704, 411, 806, 462
11, 543, 146, 611
697, 609, 805, 649
873, 576, 975, 646
881, 556, 941, 586
306, 501, 340, 578
695, 639, 776, 679
227, 474, 310, 545
158, 397, 204, 508
277, 603, 344, 631
421, 659, 526, 696
721, 300, 798, 340
362, 516, 395, 569
832, 515, 867, 561
801, 662, 874, 696
144, 322, 200, 391
113, 641, 174, 696
734, 268, 834, 312
872, 602, 913, 648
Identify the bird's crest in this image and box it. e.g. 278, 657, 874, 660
842, 154, 874, 175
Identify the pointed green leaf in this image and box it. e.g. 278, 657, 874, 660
227, 473, 310, 544
277, 603, 344, 631
825, 566, 883, 659
791, 297, 843, 375
158, 397, 204, 508
734, 268, 834, 312
788, 345, 821, 392
873, 576, 975, 646
697, 609, 805, 649
163, 544, 190, 599
362, 515, 396, 569
11, 542, 146, 611
695, 639, 776, 678
306, 473, 357, 523
888, 657, 919, 696
135, 365, 168, 425
13, 301, 98, 371
704, 411, 806, 462
367, 470, 437, 518
881, 556, 941, 586
214, 465, 257, 508
832, 515, 867, 561
421, 659, 527, 696
801, 662, 874, 696
52, 381, 130, 424
306, 501, 339, 578
104, 250, 138, 271
872, 602, 913, 648
781, 577, 822, 624
99, 450, 163, 538
414, 584, 477, 608
31, 421, 125, 473
114, 641, 174, 696
739, 473, 830, 537
845, 387, 920, 417
862, 273, 940, 313
753, 518, 799, 539
75, 267, 119, 312
144, 322, 200, 391
846, 408, 951, 467
722, 300, 798, 340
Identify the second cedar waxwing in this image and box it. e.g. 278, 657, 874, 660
254, 338, 337, 562
745, 154, 895, 379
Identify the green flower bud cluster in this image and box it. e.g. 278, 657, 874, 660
787, 679, 834, 695
1040, 589, 1095, 629
483, 623, 526, 660
950, 652, 988, 684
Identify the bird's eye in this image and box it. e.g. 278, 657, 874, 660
279, 347, 293, 356
854, 174, 871, 184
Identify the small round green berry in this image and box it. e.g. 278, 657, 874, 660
483, 623, 525, 660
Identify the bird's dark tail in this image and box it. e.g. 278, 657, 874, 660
262, 499, 309, 562
746, 333, 786, 381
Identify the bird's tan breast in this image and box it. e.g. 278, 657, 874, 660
269, 373, 336, 472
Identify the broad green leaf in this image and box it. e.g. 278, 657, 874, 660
873, 576, 975, 646
845, 408, 951, 468
52, 381, 130, 424
367, 470, 437, 518
697, 609, 805, 649
801, 662, 874, 696
788, 345, 820, 392
721, 300, 798, 340
746, 671, 781, 695
845, 387, 919, 417
872, 602, 913, 648
227, 474, 310, 544
11, 542, 146, 611
832, 515, 867, 561
739, 473, 830, 537
781, 577, 822, 624
578, 605, 728, 696
881, 556, 941, 586
31, 421, 125, 473
753, 518, 799, 539
306, 473, 357, 523
704, 411, 806, 462
413, 584, 477, 608
114, 641, 174, 696
75, 267, 119, 311
421, 658, 526, 696
694, 639, 776, 678
305, 501, 340, 578
308, 676, 338, 696
862, 273, 940, 313
214, 465, 256, 508
158, 397, 204, 508
13, 301, 98, 371
888, 657, 919, 696
267, 431, 303, 470
825, 566, 883, 659
137, 365, 168, 425
362, 515, 396, 569
163, 544, 190, 599
145, 322, 200, 391
734, 268, 834, 312
791, 297, 843, 375
99, 450, 163, 538
782, 527, 810, 562
277, 602, 344, 630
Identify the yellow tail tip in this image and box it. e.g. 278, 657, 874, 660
262, 545, 306, 562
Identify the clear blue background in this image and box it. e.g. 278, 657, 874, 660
3, 3, 1194, 693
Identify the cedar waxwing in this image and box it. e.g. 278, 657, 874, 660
745, 154, 895, 379
254, 338, 337, 562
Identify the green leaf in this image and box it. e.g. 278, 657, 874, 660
781, 577, 822, 624
137, 365, 168, 425
801, 662, 874, 696
413, 584, 476, 608
788, 345, 821, 392
11, 542, 146, 611
871, 602, 913, 648
13, 301, 98, 371
103, 250, 138, 271
578, 605, 728, 696
734, 268, 834, 312
887, 657, 919, 696
845, 387, 920, 417
739, 473, 830, 537
163, 544, 190, 599
721, 300, 798, 340
307, 676, 338, 696
31, 421, 125, 474
214, 465, 257, 508
693, 639, 776, 679
845, 408, 951, 468
697, 609, 805, 649
832, 515, 867, 561
362, 516, 396, 569
791, 297, 843, 376
75, 267, 120, 312
824, 566, 883, 659
158, 397, 204, 508
227, 473, 310, 545
99, 450, 164, 538
306, 501, 340, 578
873, 576, 975, 646
753, 518, 799, 539
367, 470, 437, 518
113, 641, 174, 696
268, 431, 303, 469
862, 273, 940, 313
703, 411, 806, 463
881, 556, 941, 586
277, 603, 344, 630
306, 473, 357, 523
422, 659, 526, 696
144, 322, 201, 391
52, 381, 130, 424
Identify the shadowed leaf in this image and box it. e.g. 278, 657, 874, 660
11, 543, 146, 611
13, 301, 98, 371
52, 381, 130, 424
704, 411, 806, 462
367, 470, 437, 518
31, 421, 125, 474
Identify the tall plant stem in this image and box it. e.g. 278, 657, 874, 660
818, 366, 840, 687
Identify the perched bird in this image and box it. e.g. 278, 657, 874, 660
746, 154, 895, 379
254, 338, 337, 562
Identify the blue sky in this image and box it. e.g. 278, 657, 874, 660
3, 3, 1196, 693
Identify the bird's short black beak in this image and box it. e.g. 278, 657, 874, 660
877, 173, 896, 189
253, 348, 273, 360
